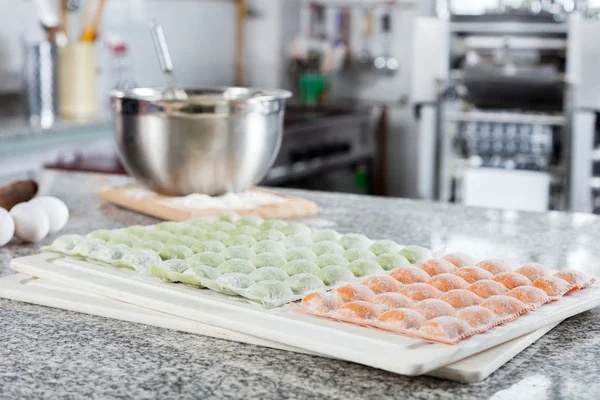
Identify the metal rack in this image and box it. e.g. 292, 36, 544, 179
437, 0, 589, 17
412, 11, 600, 213
444, 111, 567, 126
449, 22, 569, 34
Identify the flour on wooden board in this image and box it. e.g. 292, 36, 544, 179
123, 186, 288, 210
165, 191, 286, 210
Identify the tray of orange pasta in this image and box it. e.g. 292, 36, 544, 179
296, 254, 596, 345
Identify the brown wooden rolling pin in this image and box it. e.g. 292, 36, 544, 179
0, 180, 38, 211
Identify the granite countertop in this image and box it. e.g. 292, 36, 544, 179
1, 171, 600, 399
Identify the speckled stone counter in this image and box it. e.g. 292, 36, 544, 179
2, 171, 600, 400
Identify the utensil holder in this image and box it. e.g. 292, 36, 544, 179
58, 43, 97, 120
23, 41, 57, 129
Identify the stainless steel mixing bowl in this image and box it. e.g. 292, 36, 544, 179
111, 87, 292, 196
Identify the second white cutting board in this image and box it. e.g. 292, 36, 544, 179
0, 273, 559, 383
13, 253, 598, 377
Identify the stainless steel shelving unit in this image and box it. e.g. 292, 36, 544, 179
412, 6, 600, 213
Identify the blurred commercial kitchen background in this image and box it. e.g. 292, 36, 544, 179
3, 0, 600, 214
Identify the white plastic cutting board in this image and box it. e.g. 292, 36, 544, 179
0, 273, 559, 383
12, 254, 600, 377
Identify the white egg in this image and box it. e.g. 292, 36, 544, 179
10, 203, 50, 243
0, 208, 15, 246
29, 196, 70, 234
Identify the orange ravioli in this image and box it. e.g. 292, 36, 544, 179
442, 252, 475, 268
390, 266, 431, 284
421, 317, 471, 343
555, 269, 592, 291
532, 276, 571, 297
378, 308, 426, 329
507, 286, 550, 309
370, 292, 414, 310
419, 259, 458, 276
467, 279, 508, 298
337, 301, 382, 320
301, 292, 344, 313
515, 263, 550, 282
481, 295, 528, 319
427, 273, 469, 292
361, 275, 402, 294
439, 289, 483, 309
399, 283, 443, 301
453, 267, 494, 284
412, 299, 456, 320
295, 250, 597, 344
334, 284, 376, 303
476, 259, 512, 275
455, 306, 497, 329
492, 272, 532, 289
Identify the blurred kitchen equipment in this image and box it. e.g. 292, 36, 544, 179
110, 87, 292, 196
289, 4, 332, 105
458, 33, 567, 110
0, 180, 39, 211
59, 0, 81, 43
81, 0, 106, 43
58, 42, 97, 120
23, 40, 58, 129
320, 10, 347, 75
60, 0, 68, 38
356, 8, 374, 68
235, 0, 248, 85
462, 63, 565, 111
442, 0, 585, 19
299, 73, 327, 105
66, 0, 81, 11
412, 5, 600, 213
263, 104, 380, 195
31, 0, 58, 32
32, 0, 67, 46
336, 8, 351, 67
310, 3, 327, 40
373, 8, 398, 74
319, 46, 334, 74
107, 42, 136, 91
290, 46, 329, 104
80, 0, 93, 39
149, 21, 189, 101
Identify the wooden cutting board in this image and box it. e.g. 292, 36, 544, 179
98, 185, 319, 221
